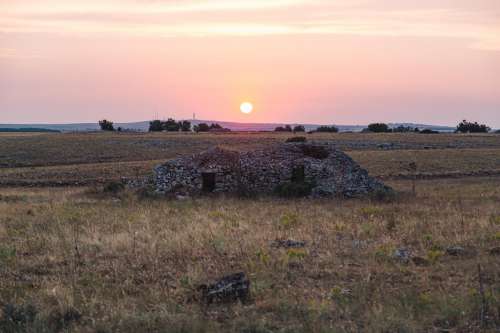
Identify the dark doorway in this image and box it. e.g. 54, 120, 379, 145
202, 172, 216, 192
291, 166, 305, 183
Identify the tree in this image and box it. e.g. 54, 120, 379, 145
275, 125, 292, 132
178, 120, 191, 132
293, 125, 305, 132
392, 125, 415, 133
163, 118, 180, 132
367, 123, 391, 133
455, 120, 490, 133
209, 123, 222, 130
99, 119, 114, 131
194, 123, 210, 132
149, 120, 163, 132
316, 125, 339, 133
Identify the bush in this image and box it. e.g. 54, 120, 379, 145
316, 125, 339, 133
194, 123, 210, 132
275, 125, 292, 132
293, 125, 305, 132
392, 125, 416, 133
163, 118, 180, 132
419, 129, 439, 134
369, 187, 397, 203
366, 123, 391, 133
179, 120, 191, 132
103, 181, 125, 194
98, 119, 114, 131
455, 119, 490, 133
274, 181, 315, 198
149, 120, 163, 132
149, 119, 191, 132
286, 136, 307, 143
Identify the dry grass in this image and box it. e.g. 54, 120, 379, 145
1, 132, 500, 186
1, 132, 499, 332
1, 178, 499, 332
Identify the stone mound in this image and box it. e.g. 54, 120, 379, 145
153, 142, 391, 197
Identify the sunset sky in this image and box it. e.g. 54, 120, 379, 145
1, 0, 499, 126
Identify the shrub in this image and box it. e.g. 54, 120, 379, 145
275, 125, 292, 132
419, 129, 439, 134
455, 119, 490, 133
179, 120, 191, 132
366, 123, 391, 133
293, 125, 305, 132
98, 119, 114, 131
194, 123, 210, 132
392, 125, 416, 133
274, 181, 315, 198
103, 181, 125, 194
316, 125, 339, 133
286, 136, 307, 143
149, 120, 163, 132
163, 118, 180, 132
369, 187, 396, 203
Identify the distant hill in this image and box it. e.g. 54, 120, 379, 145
0, 120, 456, 133
0, 127, 61, 133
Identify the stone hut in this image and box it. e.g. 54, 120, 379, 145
153, 142, 390, 197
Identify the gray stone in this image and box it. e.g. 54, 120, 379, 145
151, 142, 391, 197
489, 247, 500, 256
394, 248, 411, 262
198, 272, 250, 304
445, 246, 466, 256
271, 239, 306, 248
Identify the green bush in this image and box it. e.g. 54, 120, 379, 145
455, 119, 490, 133
275, 125, 292, 132
274, 181, 315, 198
103, 181, 125, 194
366, 123, 391, 133
316, 125, 339, 133
98, 119, 114, 131
293, 125, 305, 132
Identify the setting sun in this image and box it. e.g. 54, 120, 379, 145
240, 102, 253, 114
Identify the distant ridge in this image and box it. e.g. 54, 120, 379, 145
0, 120, 456, 133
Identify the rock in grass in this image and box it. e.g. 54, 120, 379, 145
411, 256, 430, 266
445, 246, 475, 257
393, 248, 411, 263
489, 247, 500, 256
271, 239, 306, 249
199, 272, 250, 304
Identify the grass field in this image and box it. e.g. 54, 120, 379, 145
1, 132, 499, 332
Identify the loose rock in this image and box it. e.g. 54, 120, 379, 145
199, 272, 250, 304
271, 239, 306, 249
394, 248, 411, 263
489, 247, 500, 256
445, 246, 475, 257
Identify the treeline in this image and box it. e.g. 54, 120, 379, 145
274, 125, 339, 133
148, 119, 191, 132
149, 119, 229, 132
361, 120, 492, 133
98, 118, 496, 133
0, 128, 61, 133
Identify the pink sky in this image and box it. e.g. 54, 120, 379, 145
1, 0, 500, 126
